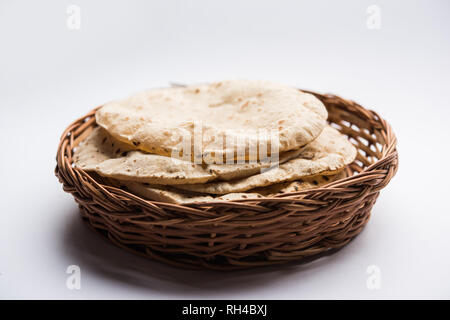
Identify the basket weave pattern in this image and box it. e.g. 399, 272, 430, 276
55, 91, 398, 270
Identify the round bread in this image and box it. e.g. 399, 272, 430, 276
73, 127, 305, 185
173, 126, 357, 194
95, 80, 328, 163
115, 171, 346, 204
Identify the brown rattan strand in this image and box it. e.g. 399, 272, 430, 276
55, 90, 398, 270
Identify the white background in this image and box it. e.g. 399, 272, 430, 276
1, 0, 449, 299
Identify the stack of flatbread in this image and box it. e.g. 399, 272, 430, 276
74, 80, 356, 204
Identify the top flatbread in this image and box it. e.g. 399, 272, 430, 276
96, 80, 328, 163
173, 126, 356, 194
73, 127, 304, 185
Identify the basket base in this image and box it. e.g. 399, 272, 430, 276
76, 194, 377, 270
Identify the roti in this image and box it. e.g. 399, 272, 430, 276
119, 182, 264, 204
117, 171, 345, 204
252, 170, 347, 196
73, 127, 306, 185
173, 126, 356, 194
95, 80, 328, 163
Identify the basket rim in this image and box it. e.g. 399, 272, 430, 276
55, 90, 398, 210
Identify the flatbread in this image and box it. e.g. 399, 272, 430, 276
73, 127, 305, 185
252, 171, 347, 196
117, 171, 345, 204
173, 126, 356, 194
95, 80, 327, 163
120, 182, 264, 204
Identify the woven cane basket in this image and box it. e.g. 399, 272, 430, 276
55, 90, 398, 270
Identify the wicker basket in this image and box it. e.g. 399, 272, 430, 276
55, 90, 398, 270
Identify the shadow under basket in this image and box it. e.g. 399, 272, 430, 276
55, 90, 398, 270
